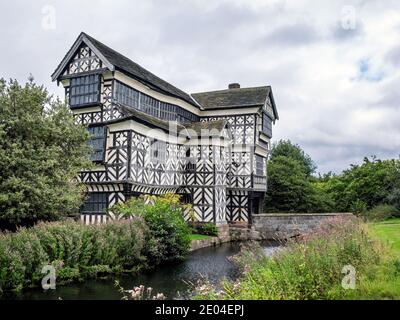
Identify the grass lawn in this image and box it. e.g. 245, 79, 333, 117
189, 234, 212, 241
370, 217, 400, 257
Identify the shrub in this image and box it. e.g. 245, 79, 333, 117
0, 219, 148, 292
112, 193, 191, 265
350, 199, 368, 215
364, 204, 399, 221
191, 223, 219, 237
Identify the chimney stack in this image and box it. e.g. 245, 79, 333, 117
228, 83, 240, 89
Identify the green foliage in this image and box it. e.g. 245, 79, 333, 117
364, 204, 398, 222
191, 223, 219, 236
264, 156, 334, 213
264, 156, 311, 212
196, 217, 400, 300
350, 199, 368, 215
0, 219, 149, 292
324, 157, 400, 212
266, 140, 400, 214
270, 139, 317, 176
0, 79, 92, 228
112, 193, 191, 264
265, 141, 334, 213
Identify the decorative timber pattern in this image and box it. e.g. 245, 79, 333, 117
201, 115, 255, 145
53, 33, 276, 225
64, 45, 102, 76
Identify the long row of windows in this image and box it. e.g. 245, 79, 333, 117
115, 81, 199, 123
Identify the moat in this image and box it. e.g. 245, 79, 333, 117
3, 242, 280, 300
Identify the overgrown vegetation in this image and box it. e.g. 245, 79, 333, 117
0, 194, 192, 293
112, 193, 191, 264
0, 220, 146, 292
195, 217, 400, 300
0, 79, 92, 230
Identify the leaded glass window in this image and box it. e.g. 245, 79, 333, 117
88, 126, 105, 162
115, 81, 140, 109
81, 192, 108, 213
255, 155, 265, 176
70, 75, 100, 107
262, 112, 272, 138
114, 80, 199, 123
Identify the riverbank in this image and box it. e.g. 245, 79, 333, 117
1, 242, 280, 300
195, 216, 400, 300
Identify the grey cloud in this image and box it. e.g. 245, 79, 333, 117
331, 21, 364, 41
259, 23, 320, 47
1, 0, 400, 174
386, 45, 400, 67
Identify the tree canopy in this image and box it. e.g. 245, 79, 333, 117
324, 157, 400, 212
265, 140, 334, 213
270, 139, 317, 176
0, 79, 92, 229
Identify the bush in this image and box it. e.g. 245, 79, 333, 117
0, 219, 148, 292
112, 193, 191, 265
350, 199, 368, 215
195, 216, 400, 300
364, 204, 399, 221
191, 223, 219, 237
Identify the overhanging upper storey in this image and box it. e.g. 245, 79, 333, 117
52, 32, 200, 109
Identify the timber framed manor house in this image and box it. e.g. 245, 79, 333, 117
52, 32, 279, 225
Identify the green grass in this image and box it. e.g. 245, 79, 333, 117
195, 217, 400, 300
370, 217, 400, 257
189, 234, 212, 241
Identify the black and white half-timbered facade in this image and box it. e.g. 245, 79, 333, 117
52, 32, 279, 225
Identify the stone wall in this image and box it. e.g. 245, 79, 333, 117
252, 213, 353, 240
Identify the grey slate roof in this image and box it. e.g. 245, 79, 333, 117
52, 32, 278, 118
82, 33, 197, 107
191, 86, 271, 109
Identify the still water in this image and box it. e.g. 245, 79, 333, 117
4, 242, 279, 300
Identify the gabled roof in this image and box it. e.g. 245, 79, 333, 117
52, 32, 198, 107
191, 86, 279, 119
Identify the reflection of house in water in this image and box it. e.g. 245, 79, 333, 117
52, 32, 279, 225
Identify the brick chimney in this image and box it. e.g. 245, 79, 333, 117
228, 83, 240, 89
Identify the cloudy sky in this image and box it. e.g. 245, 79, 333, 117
1, 0, 399, 174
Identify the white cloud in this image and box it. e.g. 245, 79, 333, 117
0, 0, 399, 174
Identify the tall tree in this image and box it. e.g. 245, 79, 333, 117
270, 139, 317, 176
265, 141, 334, 213
0, 79, 92, 229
